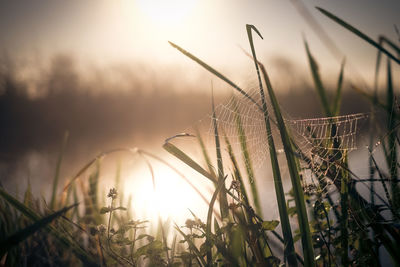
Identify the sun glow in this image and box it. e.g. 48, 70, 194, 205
124, 163, 209, 224
136, 0, 198, 26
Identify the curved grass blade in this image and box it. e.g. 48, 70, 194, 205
168, 41, 262, 111
316, 7, 400, 65
163, 142, 216, 183
0, 203, 78, 256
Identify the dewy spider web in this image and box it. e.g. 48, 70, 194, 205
285, 113, 368, 192
203, 83, 272, 177
198, 82, 367, 190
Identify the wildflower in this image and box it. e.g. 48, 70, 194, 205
97, 224, 107, 234
107, 188, 118, 199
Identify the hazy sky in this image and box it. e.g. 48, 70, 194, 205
1, 0, 399, 86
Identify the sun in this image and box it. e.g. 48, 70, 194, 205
136, 0, 198, 26
124, 163, 209, 225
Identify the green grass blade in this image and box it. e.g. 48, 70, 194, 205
304, 40, 332, 117
386, 58, 400, 211
232, 98, 261, 215
212, 93, 230, 219
168, 41, 261, 111
379, 35, 400, 56
0, 187, 99, 266
88, 159, 101, 215
206, 176, 226, 265
316, 7, 400, 65
50, 131, 69, 210
163, 142, 216, 183
223, 132, 250, 207
332, 59, 345, 116
0, 203, 77, 256
195, 128, 217, 178
340, 155, 349, 266
246, 24, 300, 266
174, 224, 207, 267
246, 25, 315, 266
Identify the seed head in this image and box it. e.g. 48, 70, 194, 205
107, 188, 118, 199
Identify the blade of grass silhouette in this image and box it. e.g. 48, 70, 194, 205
212, 90, 230, 219
246, 24, 301, 266
50, 131, 69, 210
174, 223, 207, 266
332, 59, 345, 116
378, 35, 400, 56
0, 187, 99, 267
316, 7, 400, 65
168, 41, 262, 112
232, 98, 261, 215
339, 154, 349, 266
0, 203, 78, 256
140, 148, 222, 221
385, 59, 400, 211
206, 176, 226, 265
195, 128, 217, 178
251, 37, 316, 267
163, 142, 216, 183
223, 130, 250, 207
304, 39, 332, 117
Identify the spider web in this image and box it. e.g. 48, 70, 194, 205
201, 83, 273, 178
285, 113, 368, 193
194, 83, 367, 191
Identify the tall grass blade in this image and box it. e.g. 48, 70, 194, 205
0, 203, 78, 256
232, 98, 261, 215
332, 59, 345, 116
340, 155, 349, 266
212, 92, 230, 220
246, 24, 315, 267
206, 176, 226, 265
316, 7, 400, 65
195, 128, 217, 178
245, 24, 298, 266
386, 58, 400, 211
50, 131, 69, 210
304, 40, 332, 117
223, 133, 249, 207
168, 41, 261, 111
